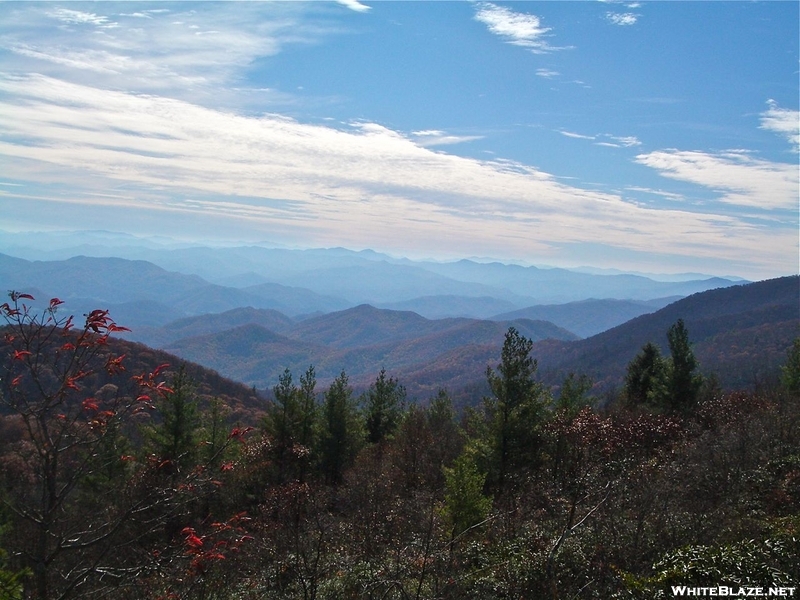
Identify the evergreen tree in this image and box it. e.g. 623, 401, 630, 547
321, 371, 362, 484
197, 397, 231, 467
624, 342, 668, 408
666, 319, 703, 414
263, 366, 319, 482
555, 371, 595, 416
781, 338, 800, 393
264, 368, 299, 475
442, 448, 492, 540
483, 327, 547, 490
147, 365, 199, 472
297, 365, 318, 451
363, 368, 406, 444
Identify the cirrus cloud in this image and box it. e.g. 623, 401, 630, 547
474, 3, 563, 53
0, 73, 793, 274
635, 149, 798, 210
761, 100, 800, 152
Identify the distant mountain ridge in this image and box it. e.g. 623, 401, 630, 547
491, 297, 678, 338
0, 243, 744, 324
0, 243, 793, 403
153, 277, 796, 400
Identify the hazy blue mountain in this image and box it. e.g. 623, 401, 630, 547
415, 259, 743, 303
378, 295, 521, 319
491, 297, 677, 338
242, 282, 351, 316
1, 231, 748, 315
0, 253, 278, 317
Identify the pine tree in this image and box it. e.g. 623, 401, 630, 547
147, 365, 200, 472
483, 327, 547, 490
320, 371, 362, 485
781, 338, 800, 393
624, 342, 668, 408
556, 371, 595, 416
263, 366, 319, 482
665, 319, 703, 414
442, 448, 492, 540
363, 368, 406, 444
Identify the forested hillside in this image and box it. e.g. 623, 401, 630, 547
1, 291, 798, 599
534, 276, 799, 391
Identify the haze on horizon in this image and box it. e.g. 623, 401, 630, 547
0, 1, 797, 281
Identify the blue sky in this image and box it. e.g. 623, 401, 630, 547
0, 1, 797, 279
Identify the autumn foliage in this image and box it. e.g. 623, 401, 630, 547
1, 292, 798, 599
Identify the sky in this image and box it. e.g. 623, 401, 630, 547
0, 1, 797, 280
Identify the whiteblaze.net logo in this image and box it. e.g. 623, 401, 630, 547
672, 587, 796, 597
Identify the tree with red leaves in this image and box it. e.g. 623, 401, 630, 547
0, 292, 249, 599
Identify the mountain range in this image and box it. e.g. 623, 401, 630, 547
0, 229, 746, 313
0, 234, 795, 405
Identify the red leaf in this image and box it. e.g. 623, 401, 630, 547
82, 398, 99, 412
228, 426, 254, 440
49, 298, 64, 308
12, 350, 32, 361
105, 354, 126, 375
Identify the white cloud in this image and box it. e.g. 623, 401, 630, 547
336, 0, 371, 13
48, 8, 112, 27
0, 3, 322, 105
635, 149, 798, 210
611, 135, 641, 147
761, 100, 800, 152
474, 3, 562, 53
536, 68, 559, 78
560, 130, 595, 140
0, 74, 792, 274
625, 186, 685, 202
606, 12, 638, 26
410, 130, 483, 147
560, 131, 640, 147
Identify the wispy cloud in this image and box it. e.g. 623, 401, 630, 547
336, 0, 371, 13
474, 3, 563, 53
410, 130, 484, 147
598, 135, 642, 148
536, 68, 560, 79
625, 186, 685, 202
0, 3, 324, 106
635, 149, 798, 210
606, 12, 638, 26
0, 74, 791, 273
560, 130, 595, 140
761, 100, 800, 152
559, 130, 640, 147
47, 7, 114, 27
